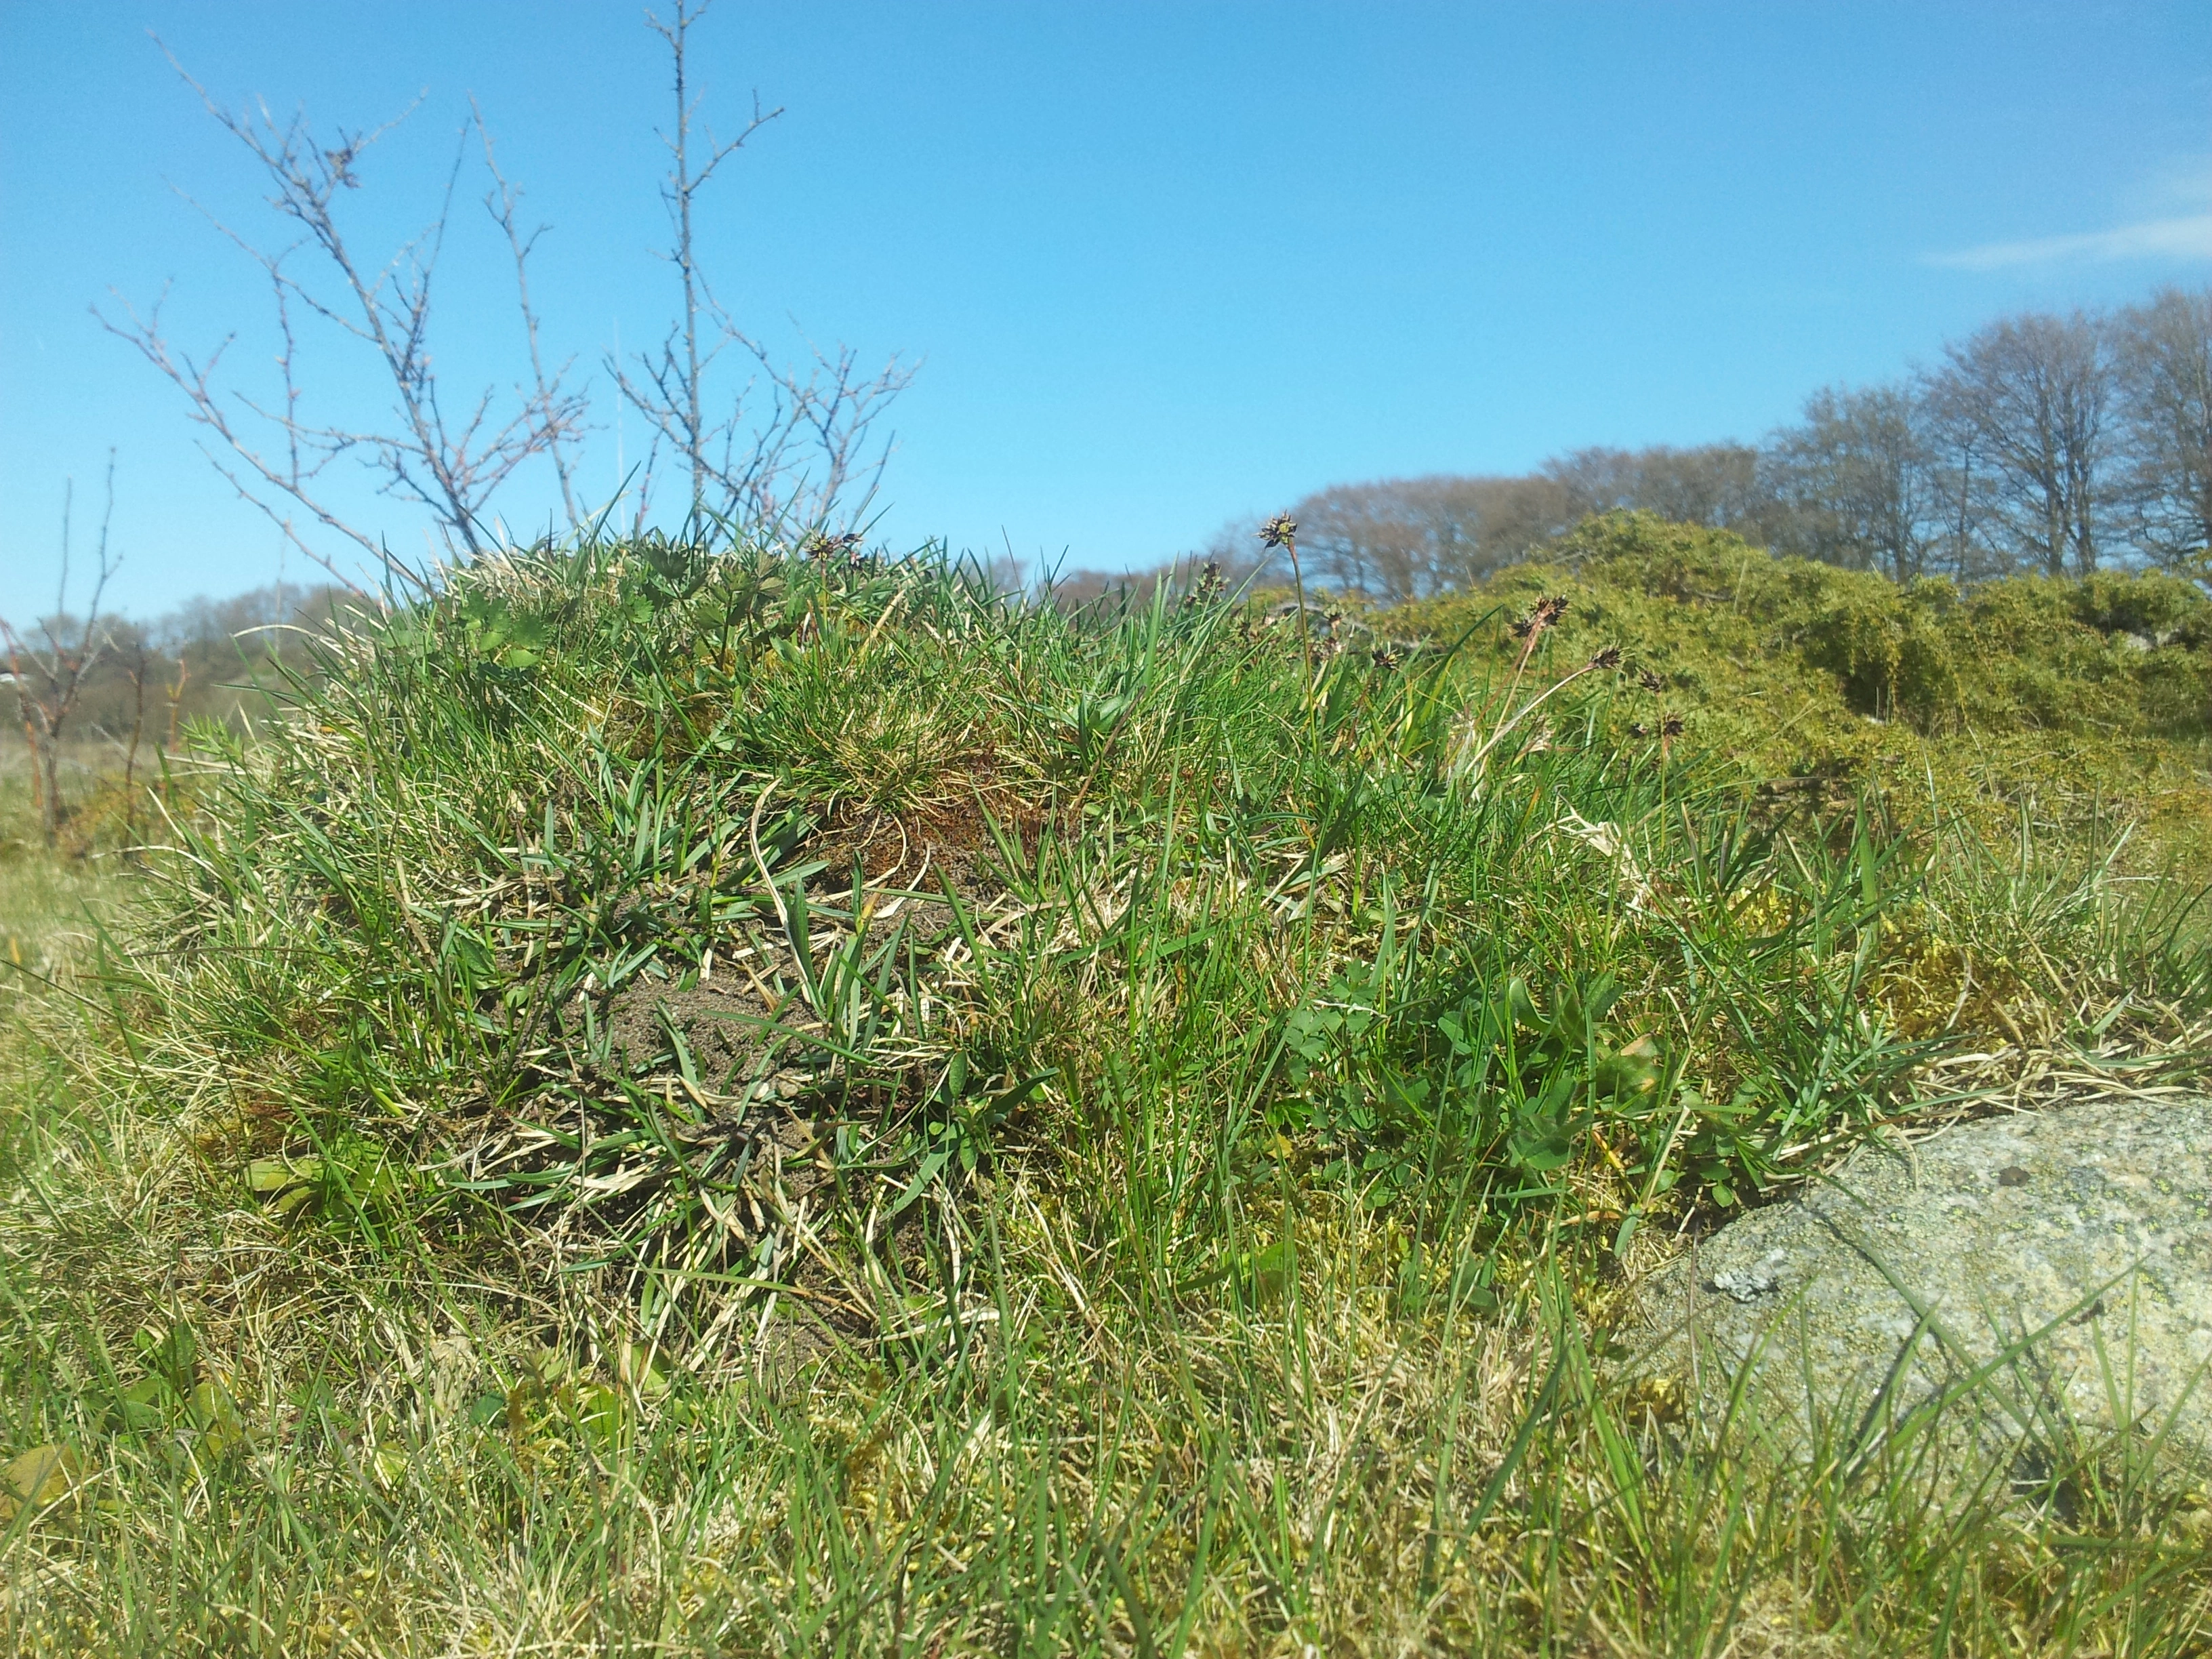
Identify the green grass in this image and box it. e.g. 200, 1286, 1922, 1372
3, 523, 2210, 1654
1381, 513, 2212, 876
0, 760, 121, 1024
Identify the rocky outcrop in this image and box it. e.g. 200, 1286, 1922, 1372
1625, 1093, 2212, 1465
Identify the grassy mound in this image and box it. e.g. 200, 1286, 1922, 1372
1386, 512, 2212, 867
3, 529, 2211, 1652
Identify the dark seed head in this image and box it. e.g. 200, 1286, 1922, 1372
1258, 513, 1298, 550
803, 530, 863, 562
1514, 595, 1570, 642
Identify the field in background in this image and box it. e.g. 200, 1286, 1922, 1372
3, 516, 2210, 1655
0, 757, 114, 1017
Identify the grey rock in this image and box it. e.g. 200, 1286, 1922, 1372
1625, 1094, 2212, 1462
1709, 1249, 1790, 1303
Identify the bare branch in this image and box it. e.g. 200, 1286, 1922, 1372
1, 455, 123, 844
476, 97, 586, 527
100, 42, 592, 586
97, 284, 394, 594
1923, 310, 2112, 578
634, 0, 787, 518
611, 0, 908, 541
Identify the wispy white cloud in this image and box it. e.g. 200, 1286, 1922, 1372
1930, 212, 2212, 270
1933, 155, 2212, 270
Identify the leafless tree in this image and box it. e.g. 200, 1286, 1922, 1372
1281, 447, 1776, 605
1633, 444, 1765, 533
1923, 310, 2112, 578
1290, 474, 1579, 601
1538, 447, 1642, 521
108, 628, 171, 850
1450, 475, 1584, 575
1289, 480, 1435, 600
1543, 443, 1767, 533
610, 0, 914, 537
2110, 286, 2212, 575
1917, 417, 2003, 582
1763, 384, 1942, 581
98, 50, 589, 594
2, 457, 121, 846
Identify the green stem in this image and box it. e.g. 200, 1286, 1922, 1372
1286, 533, 1315, 708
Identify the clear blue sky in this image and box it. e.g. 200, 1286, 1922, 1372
4, 1, 2209, 617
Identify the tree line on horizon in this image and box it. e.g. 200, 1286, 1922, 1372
1170, 285, 2212, 607
2, 579, 365, 844
16, 284, 2210, 788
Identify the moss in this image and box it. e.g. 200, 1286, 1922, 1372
1381, 512, 2212, 874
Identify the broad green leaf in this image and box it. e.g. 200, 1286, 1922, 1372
2, 1444, 81, 1515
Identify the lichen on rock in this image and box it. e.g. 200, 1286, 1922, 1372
1625, 1092, 2212, 1467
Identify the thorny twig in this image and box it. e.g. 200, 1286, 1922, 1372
608, 0, 914, 537
97, 47, 588, 593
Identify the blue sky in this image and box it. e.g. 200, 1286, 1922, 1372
3, 1, 2209, 617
